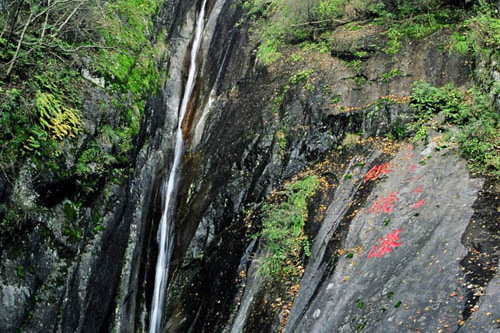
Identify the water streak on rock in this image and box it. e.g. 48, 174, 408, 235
149, 1, 208, 331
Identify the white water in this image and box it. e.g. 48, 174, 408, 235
148, 1, 208, 332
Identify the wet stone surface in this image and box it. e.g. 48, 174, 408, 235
287, 138, 492, 333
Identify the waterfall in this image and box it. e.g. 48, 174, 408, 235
148, 1, 208, 332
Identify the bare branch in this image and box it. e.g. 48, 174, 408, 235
55, 44, 118, 53
12, 0, 80, 34
290, 18, 350, 28
5, 10, 33, 78
51, 0, 86, 38
41, 0, 51, 42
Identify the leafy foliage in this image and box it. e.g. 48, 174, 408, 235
244, 0, 374, 64
0, 0, 163, 171
381, 69, 404, 83
92, 0, 164, 135
0, 87, 31, 168
410, 81, 468, 124
35, 92, 83, 140
257, 176, 320, 277
448, 2, 500, 57
0, 0, 165, 237
409, 81, 500, 176
245, 0, 469, 63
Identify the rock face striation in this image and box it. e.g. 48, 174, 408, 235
286, 140, 483, 333
0, 1, 498, 332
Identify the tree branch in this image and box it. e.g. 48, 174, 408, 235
51, 0, 86, 38
41, 0, 51, 42
290, 18, 352, 28
5, 10, 33, 78
12, 0, 80, 35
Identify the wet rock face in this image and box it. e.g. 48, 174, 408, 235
287, 140, 484, 332
457, 179, 500, 332
152, 3, 500, 332
0, 1, 195, 332
159, 12, 486, 333
1, 1, 498, 332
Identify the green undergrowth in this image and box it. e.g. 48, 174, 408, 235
255, 175, 320, 278
92, 0, 165, 136
0, 60, 82, 173
409, 80, 500, 176
381, 11, 459, 55
0, 0, 165, 233
244, 0, 372, 65
244, 0, 474, 64
448, 3, 500, 59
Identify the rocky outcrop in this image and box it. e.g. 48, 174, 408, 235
287, 138, 483, 332
0, 0, 200, 331
153, 5, 499, 333
1, 1, 498, 333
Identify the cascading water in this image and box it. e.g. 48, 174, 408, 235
149, 1, 208, 332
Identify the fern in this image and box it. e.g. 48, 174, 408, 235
35, 92, 83, 140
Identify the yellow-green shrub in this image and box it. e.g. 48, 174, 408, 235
35, 92, 83, 140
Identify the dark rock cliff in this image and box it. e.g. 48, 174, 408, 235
0, 1, 498, 333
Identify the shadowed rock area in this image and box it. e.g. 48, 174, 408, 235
0, 1, 499, 332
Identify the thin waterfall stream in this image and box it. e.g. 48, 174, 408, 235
148, 0, 208, 332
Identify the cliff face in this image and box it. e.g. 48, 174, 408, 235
1, 1, 499, 333
0, 0, 198, 331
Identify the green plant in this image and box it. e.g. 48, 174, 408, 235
461, 4, 500, 57
257, 176, 320, 277
353, 51, 368, 58
288, 53, 303, 62
409, 81, 499, 176
449, 31, 472, 54
408, 80, 469, 143
76, 143, 117, 179
383, 27, 402, 54
344, 59, 362, 72
457, 109, 500, 175
331, 94, 341, 104
352, 75, 367, 87
276, 128, 288, 153
375, 4, 462, 55
17, 265, 24, 279
289, 69, 314, 84
0, 204, 19, 230
246, 0, 376, 65
63, 224, 82, 241
257, 38, 282, 65
35, 92, 83, 140
381, 69, 404, 83
299, 39, 330, 53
